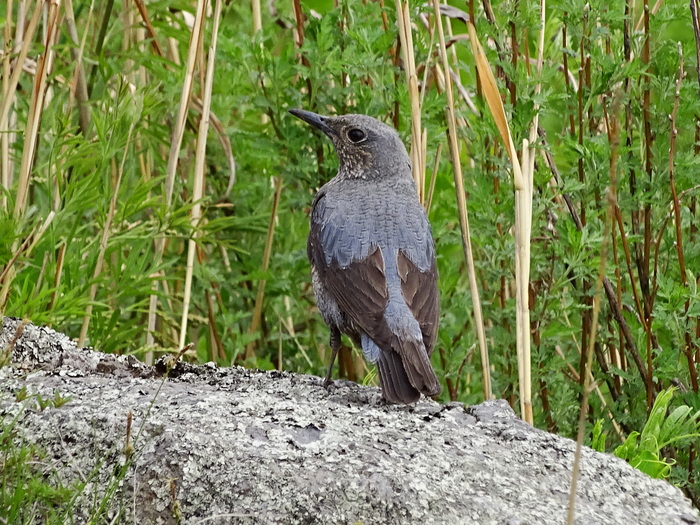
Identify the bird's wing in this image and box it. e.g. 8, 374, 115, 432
397, 249, 439, 355
308, 191, 394, 348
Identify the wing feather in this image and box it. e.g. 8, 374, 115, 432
397, 250, 439, 355
308, 190, 392, 346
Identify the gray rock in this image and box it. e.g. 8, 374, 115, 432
1, 317, 698, 525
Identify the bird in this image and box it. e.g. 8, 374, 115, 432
289, 108, 442, 404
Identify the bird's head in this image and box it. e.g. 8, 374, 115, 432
289, 109, 411, 180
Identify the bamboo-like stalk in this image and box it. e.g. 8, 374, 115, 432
516, 0, 546, 425
145, 0, 208, 359
467, 21, 539, 413
78, 124, 136, 347
395, 0, 425, 200
179, 0, 223, 349
434, 2, 491, 401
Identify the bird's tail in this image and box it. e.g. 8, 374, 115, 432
373, 336, 441, 404
395, 336, 441, 397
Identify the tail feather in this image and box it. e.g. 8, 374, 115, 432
377, 350, 420, 404
395, 336, 441, 397
374, 336, 441, 404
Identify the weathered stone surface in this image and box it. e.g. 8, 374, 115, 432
1, 317, 698, 525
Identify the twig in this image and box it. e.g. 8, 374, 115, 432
692, 0, 700, 96
567, 93, 620, 525
63, 0, 92, 136
667, 44, 698, 392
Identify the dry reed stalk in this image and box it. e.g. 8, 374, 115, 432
1, 0, 16, 208
467, 21, 535, 415
433, 1, 491, 400
425, 142, 442, 214
164, 0, 207, 205
179, 0, 223, 349
395, 0, 425, 200
122, 0, 158, 363
145, 0, 207, 358
243, 0, 288, 359
78, 124, 136, 346
279, 306, 315, 369
417, 12, 436, 109
0, 0, 59, 312
48, 242, 66, 310
1, 1, 43, 211
252, 0, 262, 32
205, 289, 225, 361
516, 0, 546, 425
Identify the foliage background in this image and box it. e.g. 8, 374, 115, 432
2, 0, 700, 510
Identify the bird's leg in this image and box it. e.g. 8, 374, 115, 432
324, 326, 341, 388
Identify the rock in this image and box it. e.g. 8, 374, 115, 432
1, 317, 698, 525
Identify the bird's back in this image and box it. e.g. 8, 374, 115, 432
313, 175, 434, 271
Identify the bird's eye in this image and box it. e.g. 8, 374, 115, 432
347, 128, 366, 143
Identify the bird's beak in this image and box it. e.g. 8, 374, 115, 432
289, 108, 335, 137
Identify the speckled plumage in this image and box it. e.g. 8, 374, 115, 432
290, 109, 441, 404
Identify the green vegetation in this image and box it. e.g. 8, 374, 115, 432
593, 388, 700, 480
2, 0, 700, 512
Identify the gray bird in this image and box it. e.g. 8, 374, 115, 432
289, 108, 441, 404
